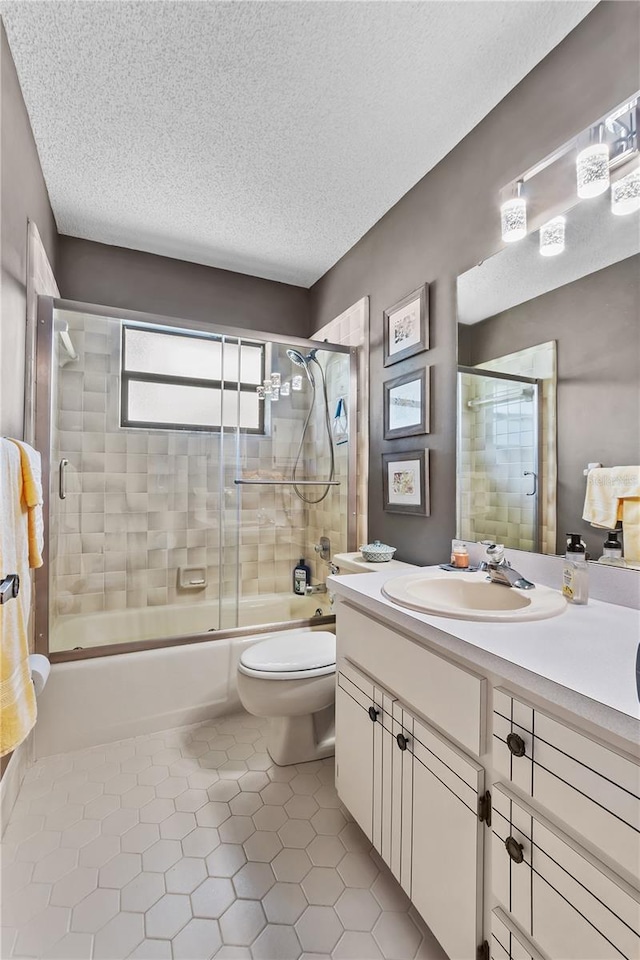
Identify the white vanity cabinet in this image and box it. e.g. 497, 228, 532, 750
491, 689, 640, 960
334, 594, 640, 960
336, 653, 486, 960
492, 785, 640, 960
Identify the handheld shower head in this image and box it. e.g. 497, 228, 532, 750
286, 349, 308, 368
286, 348, 317, 383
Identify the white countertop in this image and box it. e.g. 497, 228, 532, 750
328, 566, 640, 747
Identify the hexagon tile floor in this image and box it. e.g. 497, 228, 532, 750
0, 711, 448, 960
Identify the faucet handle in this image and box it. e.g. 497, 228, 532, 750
481, 541, 505, 564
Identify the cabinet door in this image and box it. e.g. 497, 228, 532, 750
410, 717, 484, 960
335, 671, 376, 840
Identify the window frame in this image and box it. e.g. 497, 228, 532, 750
120, 324, 266, 434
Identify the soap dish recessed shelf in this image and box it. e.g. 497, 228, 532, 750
178, 566, 207, 590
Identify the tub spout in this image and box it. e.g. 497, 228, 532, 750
305, 583, 327, 596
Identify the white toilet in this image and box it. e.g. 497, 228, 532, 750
236, 554, 416, 766
238, 630, 336, 766
237, 630, 337, 766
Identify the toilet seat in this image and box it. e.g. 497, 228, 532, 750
238, 631, 336, 681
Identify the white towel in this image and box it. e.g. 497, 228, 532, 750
582, 466, 640, 529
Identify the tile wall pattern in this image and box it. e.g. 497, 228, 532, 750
51, 313, 350, 624
313, 298, 369, 556
0, 712, 446, 960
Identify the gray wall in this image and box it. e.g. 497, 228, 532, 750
459, 255, 640, 560
0, 21, 58, 439
309, 2, 640, 565
57, 236, 310, 338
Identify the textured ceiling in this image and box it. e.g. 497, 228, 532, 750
1, 1, 595, 286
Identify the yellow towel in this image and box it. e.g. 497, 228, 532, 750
582, 466, 640, 529
0, 439, 37, 756
8, 438, 44, 568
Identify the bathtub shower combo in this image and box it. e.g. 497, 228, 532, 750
33, 299, 356, 761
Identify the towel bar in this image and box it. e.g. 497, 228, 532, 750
0, 573, 20, 605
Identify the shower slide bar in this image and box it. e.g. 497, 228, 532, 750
234, 479, 340, 486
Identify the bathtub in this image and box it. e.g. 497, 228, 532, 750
37, 597, 335, 758
50, 592, 331, 652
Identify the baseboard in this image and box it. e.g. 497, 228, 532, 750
1, 734, 33, 833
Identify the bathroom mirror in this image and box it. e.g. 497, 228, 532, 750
456, 189, 640, 564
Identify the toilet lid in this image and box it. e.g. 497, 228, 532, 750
240, 631, 336, 674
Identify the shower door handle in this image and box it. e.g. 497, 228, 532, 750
59, 459, 69, 500
524, 471, 537, 496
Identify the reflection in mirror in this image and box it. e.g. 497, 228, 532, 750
456, 190, 639, 566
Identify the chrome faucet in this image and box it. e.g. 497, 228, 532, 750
305, 582, 328, 596
480, 542, 535, 590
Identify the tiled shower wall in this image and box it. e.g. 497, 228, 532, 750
457, 341, 556, 553
305, 353, 350, 588
51, 311, 349, 620
312, 297, 369, 575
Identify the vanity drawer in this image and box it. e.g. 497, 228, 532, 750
338, 602, 486, 756
493, 689, 640, 880
491, 908, 543, 960
492, 785, 640, 960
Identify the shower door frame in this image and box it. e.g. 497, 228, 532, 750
457, 365, 543, 554
34, 295, 357, 661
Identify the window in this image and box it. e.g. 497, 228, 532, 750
121, 325, 265, 432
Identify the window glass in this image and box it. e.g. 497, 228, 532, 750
121, 326, 264, 432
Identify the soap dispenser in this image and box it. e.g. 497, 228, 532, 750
562, 534, 589, 605
598, 531, 626, 566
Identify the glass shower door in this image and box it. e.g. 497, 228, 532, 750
457, 368, 541, 551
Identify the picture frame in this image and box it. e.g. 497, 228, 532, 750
383, 284, 429, 367
383, 367, 430, 440
382, 449, 430, 516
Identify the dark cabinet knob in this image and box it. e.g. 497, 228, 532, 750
505, 836, 524, 864
396, 733, 409, 751
368, 706, 379, 723
507, 732, 526, 758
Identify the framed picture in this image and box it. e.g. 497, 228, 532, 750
382, 449, 430, 516
383, 284, 429, 367
383, 367, 430, 440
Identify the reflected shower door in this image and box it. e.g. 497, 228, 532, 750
457, 368, 541, 552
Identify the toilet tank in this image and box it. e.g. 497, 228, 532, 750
332, 552, 417, 575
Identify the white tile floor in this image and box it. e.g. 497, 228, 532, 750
1, 712, 447, 960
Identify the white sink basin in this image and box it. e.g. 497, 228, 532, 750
381, 572, 567, 622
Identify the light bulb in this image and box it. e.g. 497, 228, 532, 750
500, 196, 527, 243
263, 379, 272, 396
256, 386, 265, 400
576, 143, 609, 198
539, 216, 566, 257
611, 167, 640, 216
280, 382, 291, 397
291, 375, 303, 392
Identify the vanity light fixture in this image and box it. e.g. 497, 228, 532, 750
500, 180, 527, 243
576, 125, 610, 199
539, 216, 566, 257
611, 164, 640, 216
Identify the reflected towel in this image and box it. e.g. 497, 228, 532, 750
622, 498, 640, 564
0, 439, 37, 756
8, 439, 44, 568
582, 466, 640, 529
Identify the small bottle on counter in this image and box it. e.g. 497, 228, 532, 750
562, 534, 589, 604
451, 541, 470, 569
598, 531, 626, 566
